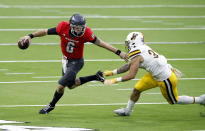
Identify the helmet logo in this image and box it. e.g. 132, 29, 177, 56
131, 33, 138, 40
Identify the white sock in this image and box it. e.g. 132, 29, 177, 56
195, 97, 202, 104
177, 96, 202, 104
126, 99, 135, 112
177, 96, 194, 104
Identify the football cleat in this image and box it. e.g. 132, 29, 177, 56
96, 70, 105, 82
39, 105, 55, 114
114, 108, 131, 116
200, 94, 205, 106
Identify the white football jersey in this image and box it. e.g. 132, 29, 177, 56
128, 44, 171, 81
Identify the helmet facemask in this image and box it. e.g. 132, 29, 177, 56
125, 40, 131, 52
70, 24, 86, 37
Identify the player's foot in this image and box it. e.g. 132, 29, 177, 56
114, 108, 131, 116
96, 70, 105, 82
39, 104, 55, 114
200, 94, 205, 106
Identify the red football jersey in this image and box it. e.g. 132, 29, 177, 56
56, 21, 96, 59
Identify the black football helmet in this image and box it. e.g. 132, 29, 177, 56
69, 14, 86, 37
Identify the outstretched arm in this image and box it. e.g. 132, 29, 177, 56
30, 29, 48, 38
94, 37, 128, 62
19, 29, 48, 42
18, 27, 57, 44
104, 63, 131, 76
104, 55, 143, 85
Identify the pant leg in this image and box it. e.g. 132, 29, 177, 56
58, 58, 84, 87
134, 72, 158, 92
158, 71, 178, 104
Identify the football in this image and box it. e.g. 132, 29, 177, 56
18, 39, 30, 50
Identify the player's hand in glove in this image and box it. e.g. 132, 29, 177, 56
104, 78, 117, 85
104, 69, 117, 77
104, 70, 114, 76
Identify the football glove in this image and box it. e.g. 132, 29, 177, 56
104, 78, 118, 85
104, 70, 114, 76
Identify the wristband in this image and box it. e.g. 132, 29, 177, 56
28, 34, 34, 39
116, 77, 122, 82
113, 69, 118, 75
115, 50, 121, 56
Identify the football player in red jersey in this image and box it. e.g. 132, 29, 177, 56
18, 14, 128, 114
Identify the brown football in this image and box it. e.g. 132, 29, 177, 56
18, 39, 30, 50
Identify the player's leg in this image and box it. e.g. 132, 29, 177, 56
39, 58, 83, 114
39, 84, 65, 114
160, 71, 205, 105
60, 57, 104, 90
177, 95, 205, 105
70, 71, 104, 89
78, 70, 104, 84
114, 73, 158, 116
159, 71, 178, 104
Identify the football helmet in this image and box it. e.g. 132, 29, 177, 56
125, 32, 145, 52
69, 14, 86, 37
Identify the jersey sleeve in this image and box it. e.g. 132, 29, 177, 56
128, 48, 141, 60
56, 21, 67, 35
85, 28, 96, 43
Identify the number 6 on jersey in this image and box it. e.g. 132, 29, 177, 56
66, 42, 75, 53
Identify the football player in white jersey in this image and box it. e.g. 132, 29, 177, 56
104, 32, 205, 116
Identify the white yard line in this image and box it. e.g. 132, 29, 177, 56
1, 16, 205, 19
6, 73, 34, 75
0, 120, 25, 124
0, 69, 8, 71
0, 41, 204, 46
0, 125, 93, 131
1, 28, 205, 31
32, 76, 61, 78
0, 78, 204, 84
0, 58, 205, 63
93, 28, 205, 30
1, 5, 205, 8
0, 60, 61, 63
0, 43, 58, 45
0, 81, 57, 84
0, 102, 168, 108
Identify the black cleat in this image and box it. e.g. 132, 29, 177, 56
39, 105, 55, 114
96, 70, 105, 82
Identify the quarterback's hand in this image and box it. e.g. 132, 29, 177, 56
120, 52, 129, 62
104, 70, 114, 76
104, 78, 117, 85
18, 36, 31, 44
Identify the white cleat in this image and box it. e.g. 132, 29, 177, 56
114, 108, 131, 116
200, 94, 205, 106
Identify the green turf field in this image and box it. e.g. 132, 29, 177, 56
0, 0, 205, 130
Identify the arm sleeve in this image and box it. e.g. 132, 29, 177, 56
47, 27, 58, 35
